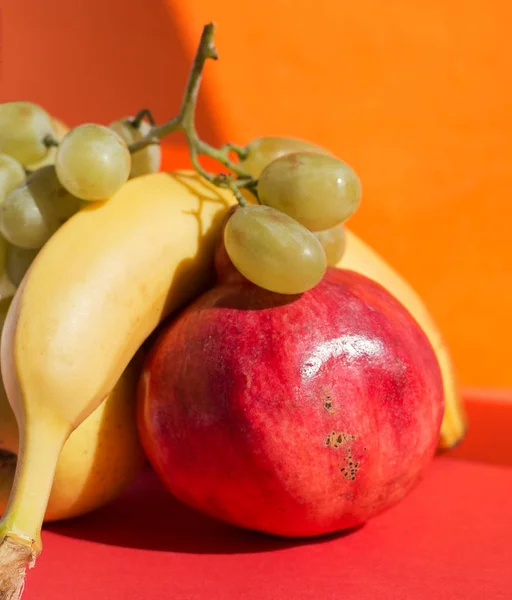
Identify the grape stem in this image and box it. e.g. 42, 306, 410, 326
127, 23, 257, 206
43, 134, 59, 148
130, 109, 156, 128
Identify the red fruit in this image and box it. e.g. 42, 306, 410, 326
137, 268, 444, 537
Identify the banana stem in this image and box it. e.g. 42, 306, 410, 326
0, 422, 67, 554
0, 422, 65, 598
127, 23, 258, 204
0, 537, 35, 599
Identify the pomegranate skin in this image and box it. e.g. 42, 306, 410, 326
138, 268, 444, 537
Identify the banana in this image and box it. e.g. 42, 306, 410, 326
338, 231, 467, 450
0, 171, 234, 592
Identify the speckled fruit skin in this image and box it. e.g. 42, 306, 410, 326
137, 268, 444, 538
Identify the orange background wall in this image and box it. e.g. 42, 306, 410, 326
1, 0, 511, 389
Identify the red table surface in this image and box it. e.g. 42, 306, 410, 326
25, 456, 511, 600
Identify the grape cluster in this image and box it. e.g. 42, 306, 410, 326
0, 102, 161, 290
225, 137, 361, 295
0, 102, 361, 299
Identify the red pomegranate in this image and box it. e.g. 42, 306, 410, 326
137, 263, 443, 537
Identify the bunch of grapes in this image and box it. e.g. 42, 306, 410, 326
0, 101, 161, 291
225, 137, 361, 295
0, 101, 361, 299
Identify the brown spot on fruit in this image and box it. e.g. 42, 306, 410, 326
324, 394, 333, 411
325, 431, 356, 449
337, 446, 360, 481
325, 431, 360, 481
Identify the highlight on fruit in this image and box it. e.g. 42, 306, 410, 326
0, 22, 466, 598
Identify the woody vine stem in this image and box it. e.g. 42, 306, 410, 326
41, 24, 254, 203
127, 22, 258, 206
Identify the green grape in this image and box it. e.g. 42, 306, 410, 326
0, 154, 25, 204
26, 117, 69, 170
240, 136, 329, 178
0, 166, 82, 249
5, 244, 39, 286
224, 205, 326, 294
109, 117, 161, 178
0, 102, 55, 165
258, 152, 361, 232
55, 124, 131, 201
314, 224, 347, 266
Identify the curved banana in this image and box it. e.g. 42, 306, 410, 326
0, 171, 234, 583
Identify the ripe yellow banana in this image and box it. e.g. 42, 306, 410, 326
0, 171, 234, 592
